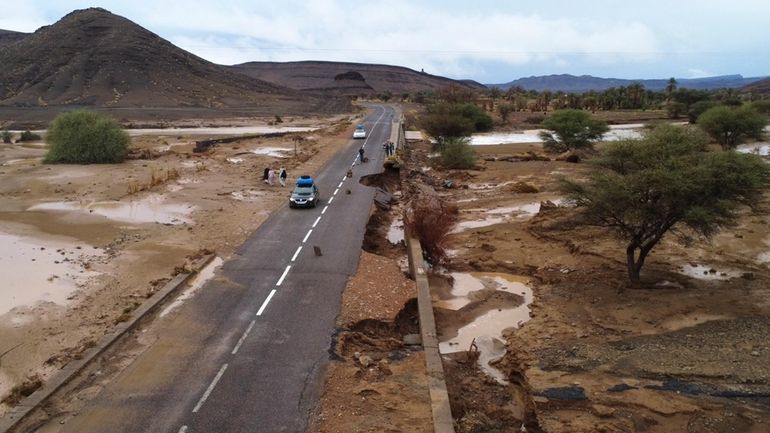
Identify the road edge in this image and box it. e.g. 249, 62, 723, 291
0, 253, 217, 433
405, 235, 456, 433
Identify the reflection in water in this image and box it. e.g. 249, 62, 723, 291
679, 264, 742, 280
28, 194, 194, 225
437, 272, 533, 383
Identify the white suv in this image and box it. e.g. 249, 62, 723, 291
353, 124, 366, 139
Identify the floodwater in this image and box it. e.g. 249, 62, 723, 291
437, 272, 533, 383
28, 194, 194, 225
0, 230, 101, 315
387, 218, 405, 245
8, 126, 316, 138
251, 147, 293, 158
452, 199, 562, 233
736, 142, 770, 157
470, 124, 644, 146
160, 257, 223, 318
679, 264, 743, 280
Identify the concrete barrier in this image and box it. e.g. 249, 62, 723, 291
0, 254, 216, 433
405, 235, 456, 433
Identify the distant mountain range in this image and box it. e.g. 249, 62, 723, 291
489, 74, 768, 92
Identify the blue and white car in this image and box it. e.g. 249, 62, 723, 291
289, 175, 320, 208
353, 124, 366, 139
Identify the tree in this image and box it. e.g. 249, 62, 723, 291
421, 102, 492, 147
538, 109, 609, 153
665, 78, 677, 100
1, 130, 11, 143
497, 103, 514, 123
687, 100, 718, 124
45, 110, 129, 164
560, 124, 770, 285
697, 105, 767, 149
439, 137, 476, 169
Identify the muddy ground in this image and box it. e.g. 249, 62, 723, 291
395, 131, 770, 432
0, 112, 359, 414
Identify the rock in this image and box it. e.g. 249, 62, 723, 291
592, 404, 615, 417
358, 355, 374, 367
751, 351, 760, 356
403, 334, 422, 346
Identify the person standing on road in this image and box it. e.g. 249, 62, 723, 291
279, 167, 287, 187
358, 147, 365, 164
267, 168, 276, 186
389, 141, 395, 156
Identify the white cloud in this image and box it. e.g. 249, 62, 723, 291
131, 1, 661, 78
687, 68, 713, 78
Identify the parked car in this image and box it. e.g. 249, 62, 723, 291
353, 124, 366, 139
289, 175, 320, 208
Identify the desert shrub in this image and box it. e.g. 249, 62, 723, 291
45, 110, 129, 164
697, 105, 767, 149
1, 130, 11, 143
274, 115, 283, 123
403, 198, 457, 265
19, 130, 41, 141
524, 114, 545, 125
687, 100, 718, 124
440, 137, 476, 169
539, 109, 609, 153
749, 100, 770, 114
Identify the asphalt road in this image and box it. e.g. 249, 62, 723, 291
56, 105, 396, 433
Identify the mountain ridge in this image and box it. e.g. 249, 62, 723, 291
489, 73, 768, 92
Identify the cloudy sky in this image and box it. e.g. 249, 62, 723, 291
2, 0, 769, 84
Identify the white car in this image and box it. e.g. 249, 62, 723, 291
353, 124, 366, 139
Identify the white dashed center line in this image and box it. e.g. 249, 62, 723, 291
302, 229, 313, 243
178, 426, 188, 433
312, 216, 321, 228
232, 320, 256, 355
257, 289, 277, 316
291, 245, 303, 262
192, 363, 228, 413
333, 188, 339, 195
321, 205, 329, 214
327, 197, 334, 204
338, 181, 344, 188
276, 265, 291, 286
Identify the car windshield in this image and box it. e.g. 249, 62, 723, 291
356, 125, 365, 130
293, 186, 314, 196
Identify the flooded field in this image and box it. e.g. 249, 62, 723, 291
28, 194, 195, 225
0, 229, 101, 315
452, 199, 563, 233
470, 123, 645, 145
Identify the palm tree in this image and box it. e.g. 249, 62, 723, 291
666, 78, 677, 101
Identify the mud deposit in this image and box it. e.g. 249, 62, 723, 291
401, 133, 770, 432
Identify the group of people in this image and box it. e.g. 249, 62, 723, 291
263, 167, 287, 186
383, 141, 395, 156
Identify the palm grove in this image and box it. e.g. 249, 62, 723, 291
418, 86, 770, 285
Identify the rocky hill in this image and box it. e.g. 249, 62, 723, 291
742, 77, 770, 94
0, 8, 339, 114
0, 29, 28, 47
230, 61, 485, 96
491, 73, 768, 92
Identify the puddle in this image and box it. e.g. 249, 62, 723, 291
28, 194, 194, 225
437, 272, 533, 384
757, 251, 770, 264
230, 190, 265, 201
160, 257, 223, 318
679, 264, 742, 280
452, 199, 563, 233
0, 230, 102, 315
251, 147, 293, 158
736, 142, 770, 157
387, 218, 405, 245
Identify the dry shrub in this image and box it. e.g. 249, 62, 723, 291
403, 198, 457, 265
509, 181, 539, 193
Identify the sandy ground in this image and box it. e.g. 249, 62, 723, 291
0, 112, 360, 413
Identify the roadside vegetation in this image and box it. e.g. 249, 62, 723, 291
697, 105, 767, 149
403, 198, 457, 265
560, 123, 770, 285
45, 110, 129, 164
1, 130, 11, 143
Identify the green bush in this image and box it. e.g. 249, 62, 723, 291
1, 130, 11, 143
749, 100, 770, 114
539, 109, 609, 153
440, 137, 476, 169
19, 130, 42, 141
697, 105, 767, 149
687, 100, 718, 124
45, 110, 129, 164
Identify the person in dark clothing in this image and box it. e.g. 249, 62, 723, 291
358, 147, 365, 164
263, 167, 270, 183
279, 167, 287, 186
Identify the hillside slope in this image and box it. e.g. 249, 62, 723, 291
0, 29, 28, 47
0, 8, 339, 114
230, 60, 485, 96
